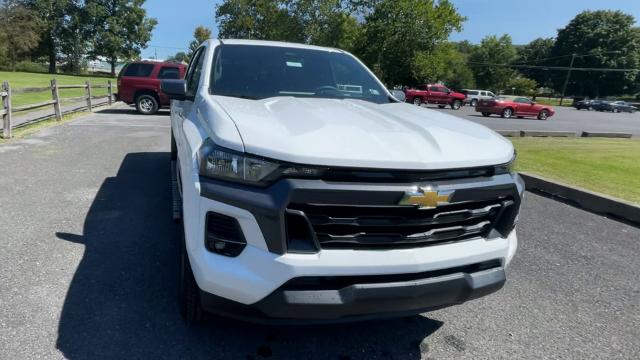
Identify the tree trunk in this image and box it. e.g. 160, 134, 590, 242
47, 36, 56, 74
110, 58, 117, 77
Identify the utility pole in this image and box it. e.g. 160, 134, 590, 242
559, 53, 576, 106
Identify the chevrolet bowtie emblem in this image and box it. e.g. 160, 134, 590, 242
398, 187, 454, 209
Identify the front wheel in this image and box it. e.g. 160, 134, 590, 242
451, 100, 462, 110
501, 108, 513, 119
538, 109, 549, 120
413, 97, 422, 106
470, 99, 478, 107
179, 228, 204, 324
136, 94, 159, 115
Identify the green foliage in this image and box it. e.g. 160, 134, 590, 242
0, 1, 40, 70
167, 52, 189, 64
187, 26, 213, 59
215, 0, 304, 42
358, 0, 465, 86
84, 0, 157, 75
549, 10, 640, 97
516, 38, 554, 87
505, 76, 538, 96
412, 43, 474, 90
469, 34, 518, 92
12, 60, 49, 73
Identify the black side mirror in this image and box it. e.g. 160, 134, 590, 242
161, 79, 191, 101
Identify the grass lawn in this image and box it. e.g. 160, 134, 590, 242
512, 137, 640, 204
533, 97, 572, 107
0, 71, 116, 107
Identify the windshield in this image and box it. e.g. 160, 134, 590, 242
210, 44, 390, 104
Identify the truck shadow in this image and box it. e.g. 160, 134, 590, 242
55, 152, 442, 360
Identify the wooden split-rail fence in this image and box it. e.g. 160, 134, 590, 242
1, 79, 114, 139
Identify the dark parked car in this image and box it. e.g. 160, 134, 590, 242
117, 61, 187, 115
574, 99, 598, 110
592, 100, 637, 113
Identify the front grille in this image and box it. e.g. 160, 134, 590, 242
286, 199, 513, 250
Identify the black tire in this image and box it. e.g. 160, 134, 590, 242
438, 105, 446, 109
179, 228, 203, 324
501, 108, 513, 119
135, 94, 159, 115
481, 112, 491, 117
413, 97, 422, 106
451, 100, 462, 110
470, 99, 478, 107
538, 109, 549, 120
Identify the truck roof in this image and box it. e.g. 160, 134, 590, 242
212, 39, 344, 53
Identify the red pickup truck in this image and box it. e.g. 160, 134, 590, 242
404, 84, 466, 110
117, 61, 187, 115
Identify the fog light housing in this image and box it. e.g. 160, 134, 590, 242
205, 212, 247, 257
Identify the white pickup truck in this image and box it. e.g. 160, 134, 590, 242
163, 39, 524, 324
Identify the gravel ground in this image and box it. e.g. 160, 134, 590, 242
431, 104, 640, 136
0, 105, 638, 359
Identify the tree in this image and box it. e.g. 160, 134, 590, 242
287, 0, 361, 51
516, 38, 554, 87
549, 10, 640, 98
505, 76, 538, 96
187, 26, 212, 59
167, 52, 189, 64
0, 1, 40, 70
21, 0, 77, 73
215, 0, 304, 42
412, 42, 475, 90
469, 34, 518, 92
84, 0, 157, 76
357, 0, 465, 86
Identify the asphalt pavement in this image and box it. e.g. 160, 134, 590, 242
432, 104, 640, 136
0, 105, 639, 359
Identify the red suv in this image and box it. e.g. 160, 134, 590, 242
117, 61, 187, 115
404, 84, 466, 110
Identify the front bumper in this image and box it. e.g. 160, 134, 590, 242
199, 264, 506, 323
185, 174, 523, 308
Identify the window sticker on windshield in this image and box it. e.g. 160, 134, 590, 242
369, 89, 380, 95
286, 61, 303, 68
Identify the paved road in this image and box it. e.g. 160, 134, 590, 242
431, 104, 640, 135
1, 106, 639, 359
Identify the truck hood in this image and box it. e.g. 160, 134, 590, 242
211, 96, 513, 170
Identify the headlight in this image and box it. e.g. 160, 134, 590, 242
198, 139, 280, 184
198, 139, 326, 185
494, 152, 517, 174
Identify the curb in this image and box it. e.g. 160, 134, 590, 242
581, 131, 632, 138
520, 172, 640, 225
521, 130, 576, 137
497, 131, 635, 139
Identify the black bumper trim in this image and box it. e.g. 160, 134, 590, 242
199, 267, 506, 324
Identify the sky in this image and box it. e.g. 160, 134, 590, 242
141, 0, 640, 60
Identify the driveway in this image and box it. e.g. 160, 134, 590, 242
432, 104, 640, 135
0, 106, 638, 359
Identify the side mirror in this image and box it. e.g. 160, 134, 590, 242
161, 79, 191, 101
389, 89, 406, 102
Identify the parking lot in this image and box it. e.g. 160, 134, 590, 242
0, 106, 639, 359
432, 104, 640, 136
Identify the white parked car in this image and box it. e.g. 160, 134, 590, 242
163, 39, 524, 324
463, 89, 496, 107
